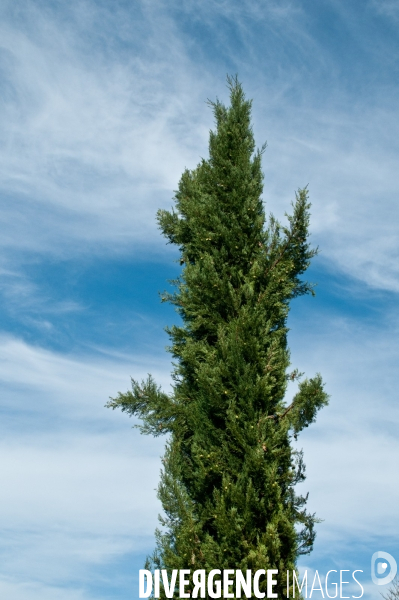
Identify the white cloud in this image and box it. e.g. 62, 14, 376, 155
0, 434, 161, 595
0, 0, 212, 255
289, 310, 399, 545
1, 306, 398, 596
369, 0, 399, 18
0, 0, 398, 293
255, 101, 399, 292
0, 334, 171, 420
0, 436, 160, 534
0, 578, 88, 600
0, 2, 399, 291
0, 334, 169, 596
0, 2, 399, 596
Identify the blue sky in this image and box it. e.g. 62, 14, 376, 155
1, 0, 399, 598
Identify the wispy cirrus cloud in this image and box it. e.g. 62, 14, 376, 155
0, 300, 398, 597
0, 0, 211, 256
369, 0, 399, 18
0, 0, 398, 293
287, 301, 399, 582
1, 2, 399, 598
0, 334, 168, 597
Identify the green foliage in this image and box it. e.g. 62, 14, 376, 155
107, 76, 329, 598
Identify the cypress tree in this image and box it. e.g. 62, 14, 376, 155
107, 77, 328, 598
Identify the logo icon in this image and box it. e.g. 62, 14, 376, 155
371, 551, 397, 586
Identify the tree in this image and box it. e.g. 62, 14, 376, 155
382, 577, 399, 600
107, 77, 328, 598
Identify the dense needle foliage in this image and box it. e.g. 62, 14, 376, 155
107, 78, 328, 598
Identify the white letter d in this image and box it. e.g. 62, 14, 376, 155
139, 570, 153, 598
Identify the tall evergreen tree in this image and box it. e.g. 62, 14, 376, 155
107, 77, 328, 598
